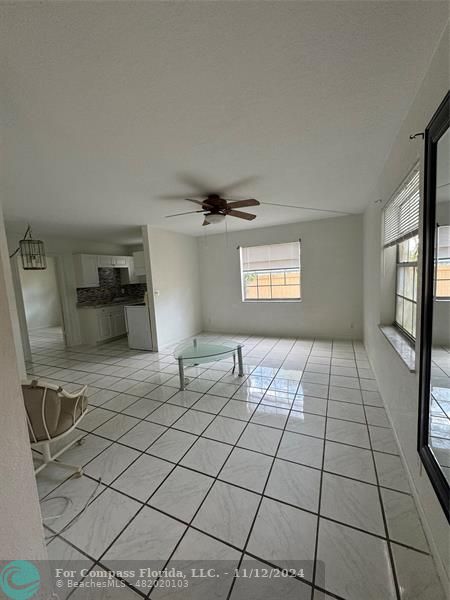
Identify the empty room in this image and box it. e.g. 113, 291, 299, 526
0, 2, 449, 600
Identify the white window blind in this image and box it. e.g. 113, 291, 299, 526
240, 241, 301, 301
240, 241, 300, 272
383, 165, 420, 248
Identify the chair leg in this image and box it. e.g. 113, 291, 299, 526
34, 440, 83, 477
52, 460, 83, 477
42, 441, 51, 464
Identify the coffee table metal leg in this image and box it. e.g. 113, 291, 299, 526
237, 345, 244, 377
178, 357, 185, 390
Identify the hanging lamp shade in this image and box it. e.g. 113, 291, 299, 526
19, 227, 47, 270
205, 213, 226, 225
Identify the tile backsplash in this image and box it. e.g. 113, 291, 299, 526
76, 268, 147, 304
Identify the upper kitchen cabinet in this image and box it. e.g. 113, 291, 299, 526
97, 255, 114, 268
120, 256, 139, 284
97, 255, 129, 267
120, 252, 146, 284
73, 254, 100, 287
74, 253, 140, 287
133, 251, 146, 277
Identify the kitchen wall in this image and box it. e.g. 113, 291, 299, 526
19, 256, 62, 330
76, 267, 146, 305
143, 226, 202, 348
363, 25, 449, 581
198, 214, 363, 339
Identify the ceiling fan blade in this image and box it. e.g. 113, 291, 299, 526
226, 199, 260, 209
202, 219, 210, 226
228, 209, 257, 221
186, 198, 215, 209
165, 210, 204, 218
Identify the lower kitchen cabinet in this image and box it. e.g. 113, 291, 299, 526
78, 305, 127, 345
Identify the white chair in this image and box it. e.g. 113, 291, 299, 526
22, 379, 89, 476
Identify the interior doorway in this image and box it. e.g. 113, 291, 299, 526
18, 256, 66, 352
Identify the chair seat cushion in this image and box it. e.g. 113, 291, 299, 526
23, 382, 88, 442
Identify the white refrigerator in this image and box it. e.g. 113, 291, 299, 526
124, 304, 153, 350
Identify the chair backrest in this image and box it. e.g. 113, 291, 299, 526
22, 380, 88, 443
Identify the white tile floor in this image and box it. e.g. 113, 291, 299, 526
28, 330, 445, 600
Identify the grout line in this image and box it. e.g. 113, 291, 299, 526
357, 342, 402, 600
225, 337, 311, 600
33, 334, 421, 600
310, 338, 332, 599
139, 338, 289, 598
53, 336, 281, 595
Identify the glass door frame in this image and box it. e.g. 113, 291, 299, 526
418, 91, 450, 521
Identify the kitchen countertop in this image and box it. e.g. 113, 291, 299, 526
77, 298, 145, 309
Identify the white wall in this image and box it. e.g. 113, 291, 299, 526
144, 227, 202, 348
363, 25, 449, 581
198, 214, 363, 339
6, 230, 128, 257
19, 256, 62, 331
0, 202, 46, 559
1, 217, 26, 378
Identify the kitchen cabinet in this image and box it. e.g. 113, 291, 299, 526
120, 257, 138, 284
133, 251, 146, 277
114, 256, 128, 267
121, 255, 146, 284
97, 311, 112, 340
73, 254, 100, 288
78, 305, 127, 345
97, 255, 114, 267
74, 254, 139, 288
97, 255, 129, 267
111, 308, 126, 337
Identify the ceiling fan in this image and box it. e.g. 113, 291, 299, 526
166, 195, 260, 226
163, 175, 260, 226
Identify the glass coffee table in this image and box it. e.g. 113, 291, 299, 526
174, 339, 244, 390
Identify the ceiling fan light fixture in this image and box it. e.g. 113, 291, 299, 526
205, 213, 226, 225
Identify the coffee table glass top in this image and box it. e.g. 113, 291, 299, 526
174, 339, 242, 364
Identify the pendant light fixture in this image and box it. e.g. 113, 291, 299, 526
9, 225, 47, 270
204, 213, 226, 225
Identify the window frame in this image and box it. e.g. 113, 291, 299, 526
383, 163, 421, 345
239, 241, 302, 303
394, 234, 418, 343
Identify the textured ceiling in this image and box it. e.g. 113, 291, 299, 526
0, 1, 448, 242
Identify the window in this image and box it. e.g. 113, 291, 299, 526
383, 164, 420, 341
383, 168, 420, 247
240, 241, 301, 301
395, 235, 419, 340
436, 225, 450, 299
